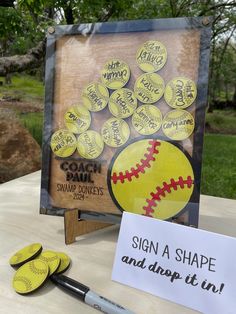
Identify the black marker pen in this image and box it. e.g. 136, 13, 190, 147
51, 274, 135, 314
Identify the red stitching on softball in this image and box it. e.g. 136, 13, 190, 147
143, 176, 194, 217
111, 140, 161, 184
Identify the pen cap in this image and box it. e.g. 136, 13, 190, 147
51, 274, 89, 301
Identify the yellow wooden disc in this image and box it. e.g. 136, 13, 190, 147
77, 130, 104, 159
101, 59, 130, 90
136, 40, 167, 72
55, 252, 71, 274
109, 139, 194, 220
132, 105, 162, 135
82, 82, 109, 112
37, 250, 60, 276
64, 105, 91, 134
162, 109, 195, 141
50, 129, 77, 157
164, 77, 197, 109
9, 243, 42, 267
109, 88, 137, 118
13, 259, 49, 294
134, 73, 165, 104
101, 118, 130, 148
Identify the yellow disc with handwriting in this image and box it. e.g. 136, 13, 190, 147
9, 243, 42, 267
162, 109, 195, 141
82, 82, 109, 112
101, 118, 130, 148
101, 59, 130, 90
109, 88, 137, 118
132, 105, 162, 135
77, 130, 104, 159
64, 105, 91, 134
37, 250, 60, 276
13, 259, 49, 294
136, 40, 167, 72
164, 77, 197, 109
55, 252, 71, 274
50, 129, 77, 157
134, 73, 165, 104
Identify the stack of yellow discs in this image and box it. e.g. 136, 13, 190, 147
10, 244, 71, 295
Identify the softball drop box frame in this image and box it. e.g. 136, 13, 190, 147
40, 17, 212, 228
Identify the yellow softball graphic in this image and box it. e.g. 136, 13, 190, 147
50, 129, 77, 157
37, 250, 60, 276
109, 139, 194, 220
77, 130, 104, 159
164, 77, 197, 109
162, 109, 195, 141
101, 117, 130, 148
109, 88, 137, 119
64, 105, 91, 134
101, 59, 130, 90
9, 243, 42, 267
132, 105, 162, 135
136, 40, 167, 72
13, 259, 49, 294
82, 82, 109, 112
55, 252, 71, 274
134, 73, 165, 104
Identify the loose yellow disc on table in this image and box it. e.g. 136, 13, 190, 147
162, 109, 195, 141
9, 243, 42, 267
82, 82, 109, 112
77, 130, 104, 159
101, 117, 130, 148
132, 105, 162, 135
55, 252, 71, 274
164, 77, 197, 109
13, 259, 49, 294
50, 129, 77, 157
64, 105, 91, 134
37, 250, 60, 276
109, 138, 194, 220
101, 59, 130, 90
136, 40, 167, 72
109, 88, 137, 118
134, 73, 165, 104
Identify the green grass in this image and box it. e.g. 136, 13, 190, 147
206, 110, 236, 135
0, 74, 44, 102
19, 112, 44, 146
201, 134, 236, 199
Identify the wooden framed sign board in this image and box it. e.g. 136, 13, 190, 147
40, 17, 211, 227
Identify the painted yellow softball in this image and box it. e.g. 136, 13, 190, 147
9, 243, 42, 267
50, 129, 77, 157
134, 73, 165, 104
12, 259, 49, 294
37, 250, 60, 276
101, 59, 130, 90
77, 130, 104, 159
109, 138, 194, 220
164, 77, 197, 109
132, 105, 162, 135
136, 40, 167, 72
55, 252, 71, 274
109, 88, 137, 118
64, 105, 91, 134
162, 109, 195, 141
101, 117, 130, 148
82, 82, 109, 112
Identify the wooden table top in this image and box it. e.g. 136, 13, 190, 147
0, 171, 235, 314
